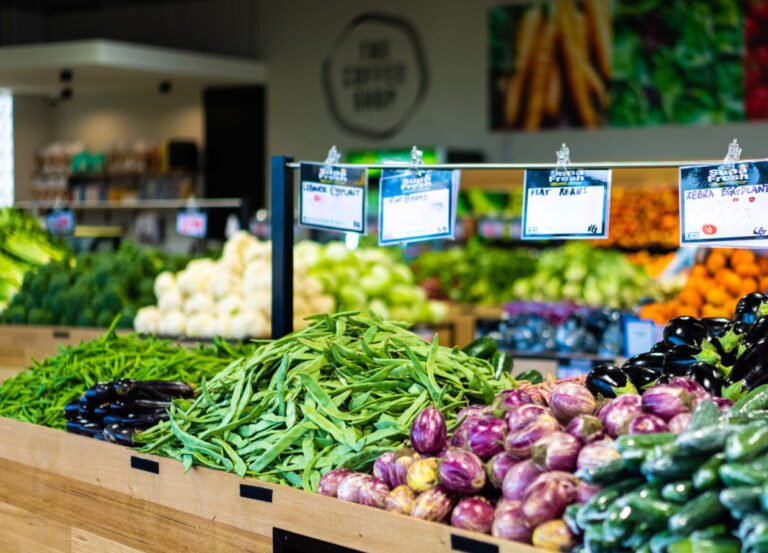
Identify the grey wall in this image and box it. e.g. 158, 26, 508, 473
261, 0, 768, 164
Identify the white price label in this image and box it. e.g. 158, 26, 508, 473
680, 161, 768, 247
522, 169, 611, 239
378, 169, 460, 245
299, 162, 367, 234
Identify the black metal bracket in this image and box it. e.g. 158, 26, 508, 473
450, 534, 499, 553
239, 483, 273, 503
130, 456, 159, 474
271, 155, 295, 339
273, 528, 363, 553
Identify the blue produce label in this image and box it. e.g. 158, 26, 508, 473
299, 162, 367, 234
46, 209, 75, 235
176, 209, 208, 238
680, 160, 768, 247
378, 169, 460, 245
522, 169, 611, 239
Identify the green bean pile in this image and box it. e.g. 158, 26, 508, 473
0, 325, 255, 428
138, 312, 515, 490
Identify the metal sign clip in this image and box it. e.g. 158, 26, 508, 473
556, 143, 571, 171
323, 145, 341, 167
723, 138, 742, 164
411, 145, 425, 176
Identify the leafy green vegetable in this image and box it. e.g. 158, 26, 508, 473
138, 312, 514, 489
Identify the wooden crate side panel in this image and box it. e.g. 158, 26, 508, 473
0, 501, 71, 553
0, 418, 540, 553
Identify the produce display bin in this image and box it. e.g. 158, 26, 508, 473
0, 325, 109, 382
0, 417, 540, 553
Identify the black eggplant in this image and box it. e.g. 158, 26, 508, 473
102, 423, 136, 446
586, 364, 637, 398
663, 316, 708, 348
63, 400, 80, 421
701, 317, 734, 339
734, 321, 752, 335
727, 338, 768, 390
711, 338, 738, 369
84, 382, 117, 404
66, 417, 103, 437
735, 293, 767, 325
109, 398, 171, 415
690, 362, 724, 395
78, 396, 96, 417
663, 345, 701, 376
114, 379, 195, 401
624, 364, 666, 390
746, 317, 768, 344
103, 411, 168, 428
650, 341, 670, 353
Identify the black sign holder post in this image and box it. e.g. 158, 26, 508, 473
271, 155, 294, 339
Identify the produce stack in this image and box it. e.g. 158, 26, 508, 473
589, 291, 768, 399
2, 241, 181, 328
0, 324, 254, 428
65, 379, 195, 445
135, 233, 446, 339
599, 186, 679, 250
640, 249, 768, 324
511, 243, 660, 309
136, 313, 513, 488
573, 386, 768, 553
0, 208, 68, 312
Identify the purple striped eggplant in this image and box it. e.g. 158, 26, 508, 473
565, 414, 605, 444
468, 417, 507, 460
501, 459, 543, 501
411, 487, 455, 522
629, 414, 669, 434
388, 448, 419, 488
598, 393, 642, 438
531, 431, 581, 472
336, 473, 372, 503
505, 413, 560, 459
384, 485, 416, 515
359, 477, 390, 509
486, 452, 517, 488
451, 497, 495, 534
549, 381, 596, 424
641, 384, 692, 422
668, 412, 692, 433
410, 406, 447, 455
577, 439, 620, 471
373, 451, 396, 487
506, 404, 549, 433
438, 449, 486, 495
407, 457, 439, 492
491, 389, 534, 417
492, 500, 532, 543
318, 468, 355, 497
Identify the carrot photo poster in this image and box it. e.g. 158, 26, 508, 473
489, 0, 763, 131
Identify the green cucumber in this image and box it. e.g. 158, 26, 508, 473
461, 337, 497, 359
691, 525, 730, 539
642, 454, 708, 483
622, 523, 655, 550
693, 453, 725, 490
650, 530, 686, 553
720, 486, 761, 514
576, 478, 644, 530
688, 400, 721, 432
624, 495, 677, 527
733, 383, 768, 413
725, 422, 768, 462
676, 422, 732, 455
577, 458, 631, 485
662, 480, 695, 503
602, 502, 634, 545
726, 409, 768, 424
667, 538, 740, 553
668, 490, 727, 534
719, 458, 768, 487
564, 503, 581, 536
616, 433, 677, 452
584, 524, 612, 553
490, 351, 513, 377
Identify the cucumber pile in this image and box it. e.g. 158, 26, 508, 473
570, 384, 768, 553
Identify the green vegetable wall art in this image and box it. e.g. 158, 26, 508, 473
489, 0, 752, 130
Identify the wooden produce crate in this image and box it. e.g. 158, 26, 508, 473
0, 418, 540, 553
0, 325, 113, 383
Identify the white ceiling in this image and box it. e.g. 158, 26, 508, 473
0, 39, 267, 96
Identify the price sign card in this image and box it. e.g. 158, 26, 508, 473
522, 169, 611, 239
176, 209, 208, 238
299, 163, 367, 234
680, 160, 768, 246
46, 209, 75, 235
378, 169, 460, 245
